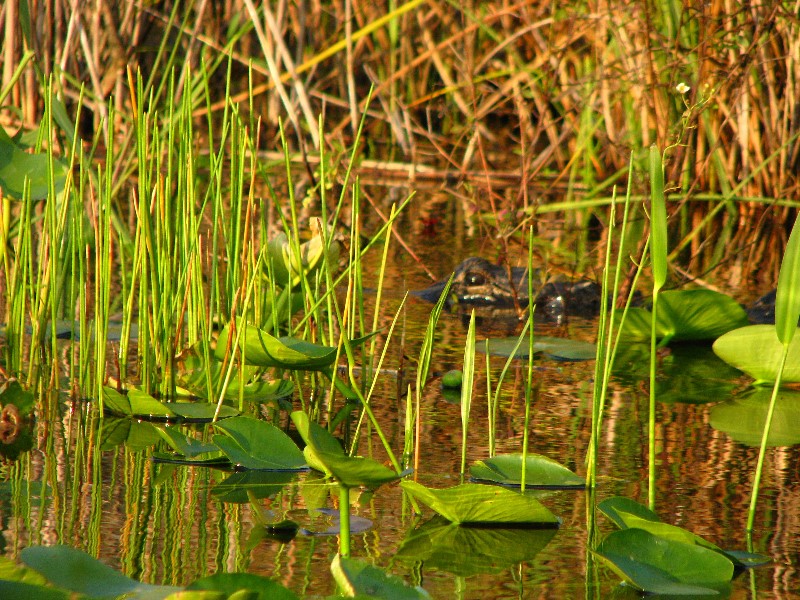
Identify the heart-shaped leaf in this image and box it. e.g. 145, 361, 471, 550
401, 481, 558, 526
470, 454, 585, 488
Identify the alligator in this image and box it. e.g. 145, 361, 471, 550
412, 256, 779, 325
411, 257, 604, 323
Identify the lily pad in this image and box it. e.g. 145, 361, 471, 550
713, 324, 800, 383
331, 555, 430, 599
400, 480, 559, 526
176, 350, 294, 403
479, 335, 596, 361
598, 496, 769, 569
212, 416, 306, 471
710, 388, 800, 447
21, 545, 182, 599
154, 426, 221, 458
186, 573, 298, 599
593, 528, 733, 595
470, 453, 585, 488
216, 320, 337, 370
618, 289, 749, 344
290, 411, 403, 488
266, 218, 340, 288
0, 126, 68, 200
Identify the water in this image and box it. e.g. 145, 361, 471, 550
2, 184, 800, 598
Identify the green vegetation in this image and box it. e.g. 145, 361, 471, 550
1, 0, 799, 597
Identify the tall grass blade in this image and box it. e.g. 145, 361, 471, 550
648, 145, 668, 511
747, 213, 800, 532
460, 310, 477, 477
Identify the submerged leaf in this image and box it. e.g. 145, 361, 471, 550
479, 336, 596, 361
470, 453, 585, 488
401, 481, 559, 526
713, 324, 800, 383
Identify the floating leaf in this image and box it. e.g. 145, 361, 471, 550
155, 427, 220, 458
266, 218, 339, 288
216, 320, 337, 370
395, 516, 557, 577
0, 126, 68, 200
401, 481, 558, 526
598, 496, 768, 569
598, 496, 660, 529
594, 528, 733, 595
441, 370, 463, 389
618, 289, 749, 343
186, 573, 298, 600
470, 453, 585, 488
775, 214, 800, 345
331, 555, 430, 599
290, 411, 403, 488
0, 380, 35, 416
162, 403, 238, 422
710, 388, 800, 447
713, 324, 800, 383
176, 350, 294, 402
213, 416, 305, 471
21, 545, 181, 598
479, 336, 596, 361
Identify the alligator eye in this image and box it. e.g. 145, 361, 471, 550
465, 272, 486, 286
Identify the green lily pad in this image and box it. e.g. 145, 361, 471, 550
0, 126, 68, 200
593, 528, 734, 595
266, 218, 339, 288
470, 453, 585, 488
618, 289, 749, 343
162, 403, 238, 422
186, 573, 298, 599
100, 418, 162, 452
176, 350, 294, 402
212, 416, 306, 471
216, 320, 337, 370
330, 555, 430, 599
713, 324, 800, 383
400, 481, 559, 526
395, 516, 557, 577
21, 545, 182, 599
598, 496, 660, 529
598, 496, 769, 569
479, 336, 596, 361
290, 411, 403, 488
155, 426, 220, 458
710, 388, 800, 446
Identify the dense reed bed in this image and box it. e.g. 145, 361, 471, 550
2, 2, 798, 231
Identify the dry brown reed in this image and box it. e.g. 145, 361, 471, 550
1, 0, 798, 265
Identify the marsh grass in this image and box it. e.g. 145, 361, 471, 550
2, 1, 799, 279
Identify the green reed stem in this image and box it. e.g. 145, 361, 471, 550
747, 212, 800, 531
648, 145, 668, 511
338, 484, 351, 558
460, 310, 477, 477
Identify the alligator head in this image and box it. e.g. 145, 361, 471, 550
412, 257, 533, 306
412, 257, 603, 323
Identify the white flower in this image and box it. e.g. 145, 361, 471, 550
676, 82, 690, 94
